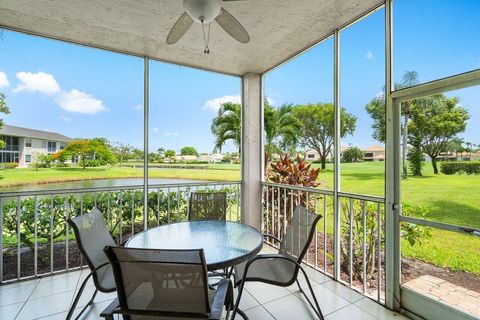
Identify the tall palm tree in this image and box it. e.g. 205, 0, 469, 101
400, 70, 419, 179
211, 102, 241, 153
264, 102, 301, 160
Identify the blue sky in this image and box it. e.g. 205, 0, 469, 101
0, 0, 478, 153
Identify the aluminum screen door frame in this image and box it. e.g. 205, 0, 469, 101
387, 69, 480, 320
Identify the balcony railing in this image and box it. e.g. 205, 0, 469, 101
262, 182, 385, 304
0, 181, 241, 284
1, 180, 386, 306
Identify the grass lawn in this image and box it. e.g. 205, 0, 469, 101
1, 161, 479, 274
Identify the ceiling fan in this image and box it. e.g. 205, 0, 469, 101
166, 0, 250, 54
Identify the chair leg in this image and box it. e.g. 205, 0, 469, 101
230, 281, 249, 320
66, 271, 95, 320
73, 289, 98, 320
297, 267, 325, 320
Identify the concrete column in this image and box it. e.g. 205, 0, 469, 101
241, 73, 263, 230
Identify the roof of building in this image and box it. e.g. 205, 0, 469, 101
363, 145, 385, 152
0, 124, 72, 142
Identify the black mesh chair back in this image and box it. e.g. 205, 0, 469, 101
66, 208, 116, 320
68, 208, 116, 291
279, 205, 321, 263
104, 247, 211, 319
232, 205, 324, 320
188, 192, 227, 221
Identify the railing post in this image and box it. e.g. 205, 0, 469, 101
333, 28, 342, 281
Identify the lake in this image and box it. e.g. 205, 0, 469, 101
0, 178, 206, 193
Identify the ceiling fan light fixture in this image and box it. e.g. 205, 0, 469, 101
183, 0, 222, 23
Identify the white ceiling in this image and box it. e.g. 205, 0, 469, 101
0, 0, 382, 76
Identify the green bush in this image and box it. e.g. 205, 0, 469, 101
184, 160, 209, 164
1, 162, 18, 169
440, 161, 480, 175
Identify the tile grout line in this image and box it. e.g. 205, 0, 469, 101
14, 279, 40, 320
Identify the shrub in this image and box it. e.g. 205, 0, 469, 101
440, 161, 480, 175
1, 162, 18, 169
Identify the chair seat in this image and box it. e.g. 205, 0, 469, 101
234, 254, 296, 286
96, 264, 116, 292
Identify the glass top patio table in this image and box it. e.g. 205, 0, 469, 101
125, 220, 263, 271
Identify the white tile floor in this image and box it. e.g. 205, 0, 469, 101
0, 248, 409, 320
0, 267, 409, 320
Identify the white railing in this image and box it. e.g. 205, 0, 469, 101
262, 182, 385, 304
0, 181, 241, 284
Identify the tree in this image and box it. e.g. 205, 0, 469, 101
365, 71, 419, 179
112, 142, 133, 166
0, 93, 11, 149
157, 147, 165, 158
264, 102, 301, 160
180, 146, 198, 156
30, 153, 54, 170
131, 148, 144, 162
211, 102, 241, 153
446, 137, 465, 160
59, 138, 114, 169
400, 71, 419, 179
342, 146, 363, 163
409, 95, 469, 174
293, 103, 357, 169
164, 149, 176, 162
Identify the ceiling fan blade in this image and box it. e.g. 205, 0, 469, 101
215, 8, 250, 44
166, 12, 194, 45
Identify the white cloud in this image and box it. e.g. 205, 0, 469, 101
365, 51, 374, 60
163, 131, 179, 137
132, 104, 142, 110
60, 115, 72, 123
266, 97, 275, 106
203, 94, 241, 112
56, 89, 107, 114
152, 127, 159, 132
14, 71, 60, 95
0, 71, 9, 88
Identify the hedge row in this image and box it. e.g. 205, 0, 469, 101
440, 161, 480, 175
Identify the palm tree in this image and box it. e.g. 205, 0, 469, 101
264, 102, 301, 160
211, 102, 241, 153
400, 70, 419, 179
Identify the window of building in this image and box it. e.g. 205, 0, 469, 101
25, 154, 31, 163
25, 139, 32, 147
60, 143, 67, 150
307, 154, 315, 159
42, 141, 47, 149
48, 141, 56, 153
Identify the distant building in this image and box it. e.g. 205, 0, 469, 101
362, 145, 385, 161
305, 146, 348, 162
305, 145, 385, 162
0, 124, 72, 168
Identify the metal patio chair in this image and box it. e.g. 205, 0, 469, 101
232, 205, 325, 320
189, 191, 233, 281
66, 208, 116, 320
101, 246, 234, 320
188, 191, 227, 221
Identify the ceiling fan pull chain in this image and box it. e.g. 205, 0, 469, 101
201, 20, 210, 54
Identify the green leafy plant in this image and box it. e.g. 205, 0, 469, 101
264, 155, 321, 235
